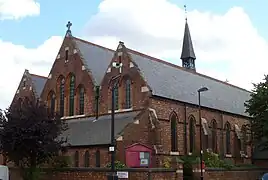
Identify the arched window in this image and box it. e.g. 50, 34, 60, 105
79, 86, 85, 115
125, 79, 131, 109
211, 120, 217, 152
59, 77, 65, 117
74, 151, 79, 167
95, 150, 100, 167
235, 131, 241, 156
225, 122, 231, 154
84, 150, 90, 167
69, 74, 75, 116
113, 83, 119, 110
48, 91, 56, 115
170, 112, 178, 152
189, 116, 196, 153
242, 125, 247, 154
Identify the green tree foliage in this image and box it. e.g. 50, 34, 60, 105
0, 98, 68, 180
245, 75, 268, 148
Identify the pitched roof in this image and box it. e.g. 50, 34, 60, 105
29, 74, 47, 98
67, 36, 251, 117
73, 37, 115, 85
61, 111, 141, 146
181, 21, 196, 60
127, 49, 251, 117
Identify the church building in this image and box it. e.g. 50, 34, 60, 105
9, 19, 254, 168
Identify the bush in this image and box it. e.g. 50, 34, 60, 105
203, 151, 234, 170
106, 161, 126, 169
49, 155, 71, 169
163, 157, 171, 168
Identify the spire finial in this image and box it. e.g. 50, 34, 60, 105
66, 21, 72, 37
184, 5, 187, 21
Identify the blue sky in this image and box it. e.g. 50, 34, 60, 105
1, 0, 267, 47
0, 0, 268, 108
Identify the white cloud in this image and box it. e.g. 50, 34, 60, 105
0, 36, 63, 109
0, 0, 40, 20
83, 0, 268, 91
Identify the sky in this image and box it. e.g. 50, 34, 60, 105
0, 0, 268, 109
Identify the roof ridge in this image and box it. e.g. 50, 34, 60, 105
29, 73, 47, 79
127, 48, 251, 93
72, 36, 115, 53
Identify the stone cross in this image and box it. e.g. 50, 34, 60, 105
66, 21, 72, 36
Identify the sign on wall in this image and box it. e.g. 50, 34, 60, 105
117, 171, 128, 179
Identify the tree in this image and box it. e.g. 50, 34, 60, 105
0, 98, 68, 180
245, 75, 268, 149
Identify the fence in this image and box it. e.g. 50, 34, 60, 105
9, 167, 268, 180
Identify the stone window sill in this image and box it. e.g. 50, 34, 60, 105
108, 108, 133, 113
170, 151, 179, 155
61, 114, 86, 120
225, 154, 232, 158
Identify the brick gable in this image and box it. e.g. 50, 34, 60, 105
40, 36, 95, 117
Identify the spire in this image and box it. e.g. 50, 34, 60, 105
181, 5, 196, 71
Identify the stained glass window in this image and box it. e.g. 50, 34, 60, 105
50, 92, 56, 115
95, 150, 100, 167
84, 151, 90, 167
69, 75, 75, 116
79, 87, 85, 115
225, 122, 231, 154
60, 78, 65, 117
170, 113, 178, 152
212, 120, 217, 152
125, 79, 131, 109
189, 117, 195, 153
74, 151, 79, 167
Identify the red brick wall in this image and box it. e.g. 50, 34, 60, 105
11, 71, 37, 105
9, 168, 181, 180
9, 167, 267, 180
150, 97, 252, 163
198, 169, 264, 180
41, 37, 96, 117
99, 44, 150, 115
66, 146, 110, 168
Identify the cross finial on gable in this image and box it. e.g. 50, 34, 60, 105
66, 21, 72, 37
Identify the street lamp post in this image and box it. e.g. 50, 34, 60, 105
198, 87, 208, 180
107, 61, 122, 180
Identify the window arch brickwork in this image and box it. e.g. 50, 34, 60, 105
189, 116, 196, 153
170, 112, 178, 152
225, 122, 231, 154
57, 76, 65, 117
84, 150, 90, 167
68, 74, 75, 116
211, 120, 217, 152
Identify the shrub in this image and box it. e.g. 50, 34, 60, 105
49, 155, 71, 169
106, 161, 126, 169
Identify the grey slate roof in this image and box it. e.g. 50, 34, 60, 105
29, 74, 47, 98
61, 111, 141, 146
181, 21, 196, 60
70, 36, 251, 117
73, 38, 115, 85
128, 50, 251, 117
